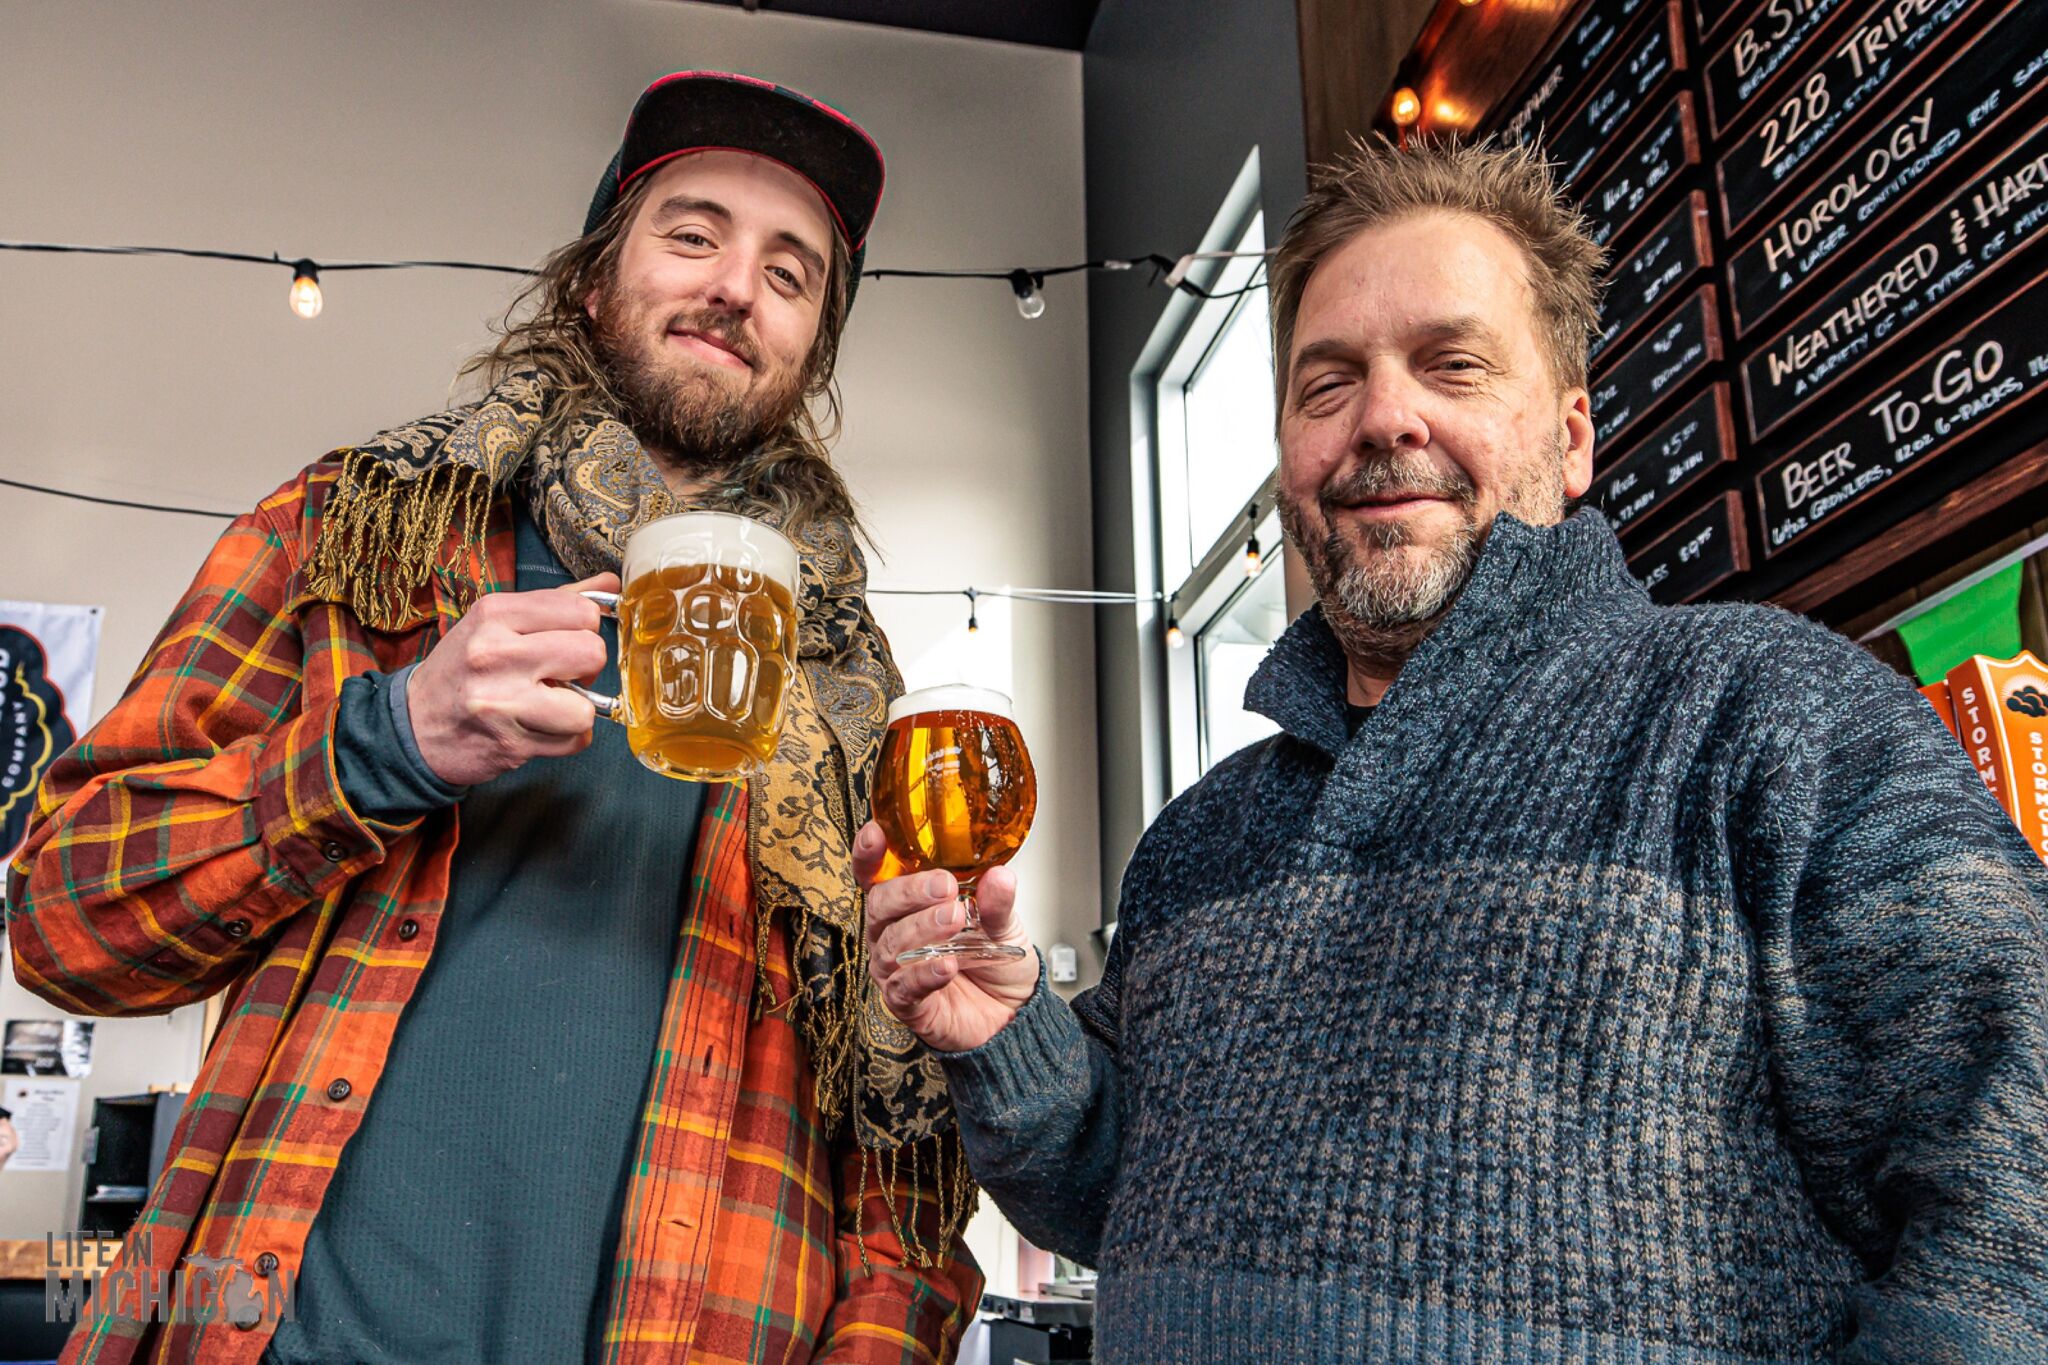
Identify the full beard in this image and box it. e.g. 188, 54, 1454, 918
1279, 431, 1570, 667
591, 285, 809, 475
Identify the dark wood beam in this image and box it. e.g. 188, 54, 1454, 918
1294, 0, 1440, 167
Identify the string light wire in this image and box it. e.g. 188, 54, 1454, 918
2, 237, 1251, 631
0, 474, 1178, 610
0, 241, 1271, 309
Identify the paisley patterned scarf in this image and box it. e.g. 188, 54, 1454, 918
304, 370, 972, 1259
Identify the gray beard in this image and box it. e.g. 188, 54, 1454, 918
1280, 433, 1569, 666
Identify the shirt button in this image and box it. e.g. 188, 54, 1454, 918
152, 949, 181, 967
321, 840, 347, 863
254, 1252, 279, 1275
326, 1078, 352, 1102
397, 919, 420, 941
224, 919, 251, 940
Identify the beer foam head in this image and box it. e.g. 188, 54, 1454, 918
623, 511, 799, 591
888, 684, 1015, 725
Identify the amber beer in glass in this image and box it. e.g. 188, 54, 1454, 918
873, 685, 1035, 963
572, 512, 799, 782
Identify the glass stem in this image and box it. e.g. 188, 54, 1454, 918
958, 886, 982, 935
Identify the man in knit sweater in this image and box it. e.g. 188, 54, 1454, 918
854, 140, 2048, 1362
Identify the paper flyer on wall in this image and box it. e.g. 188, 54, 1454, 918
2, 1076, 80, 1173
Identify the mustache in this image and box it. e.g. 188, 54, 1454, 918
664, 308, 760, 369
1316, 455, 1476, 515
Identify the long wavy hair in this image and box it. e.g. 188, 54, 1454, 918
462, 174, 863, 539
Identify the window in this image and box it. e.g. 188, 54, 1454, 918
1196, 557, 1286, 769
1132, 151, 1293, 802
1169, 215, 1275, 581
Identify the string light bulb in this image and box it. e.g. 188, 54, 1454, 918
965, 587, 980, 635
1390, 88, 1421, 127
1460, 0, 1482, 7
288, 260, 323, 319
1008, 268, 1047, 320
1166, 617, 1185, 649
1242, 506, 1263, 578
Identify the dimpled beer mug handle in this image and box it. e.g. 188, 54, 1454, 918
558, 510, 801, 784
561, 590, 627, 721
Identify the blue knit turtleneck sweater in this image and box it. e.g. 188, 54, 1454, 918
942, 511, 2048, 1364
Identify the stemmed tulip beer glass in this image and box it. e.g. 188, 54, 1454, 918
872, 685, 1037, 964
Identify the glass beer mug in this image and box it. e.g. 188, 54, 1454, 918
569, 511, 800, 783
873, 685, 1035, 963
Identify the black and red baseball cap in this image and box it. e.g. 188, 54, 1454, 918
585, 71, 886, 305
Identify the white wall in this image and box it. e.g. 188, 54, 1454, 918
1, 0, 1097, 1282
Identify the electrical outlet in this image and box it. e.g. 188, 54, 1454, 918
1047, 943, 1078, 984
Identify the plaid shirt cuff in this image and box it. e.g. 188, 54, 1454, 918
258, 689, 411, 900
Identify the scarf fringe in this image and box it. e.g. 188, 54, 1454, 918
306, 450, 492, 630
855, 1130, 979, 1275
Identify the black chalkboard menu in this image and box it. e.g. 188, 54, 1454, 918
1699, 0, 1859, 138
1499, 0, 1662, 149
1592, 287, 1722, 448
1725, 3, 2048, 335
1583, 95, 1703, 248
1740, 117, 2048, 439
1464, 0, 2048, 605
1715, 0, 2006, 236
1545, 2, 1689, 191
1592, 193, 1715, 364
1626, 492, 1751, 603
1753, 265, 2048, 556
1590, 385, 1738, 532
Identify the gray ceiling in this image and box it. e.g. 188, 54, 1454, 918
682, 0, 1105, 50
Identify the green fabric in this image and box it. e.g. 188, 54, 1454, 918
1897, 562, 2025, 683
270, 504, 705, 1365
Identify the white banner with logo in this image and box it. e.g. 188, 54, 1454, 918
0, 601, 102, 893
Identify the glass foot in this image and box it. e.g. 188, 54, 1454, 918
897, 933, 1029, 965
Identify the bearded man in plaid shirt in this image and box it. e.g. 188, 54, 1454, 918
9, 71, 981, 1365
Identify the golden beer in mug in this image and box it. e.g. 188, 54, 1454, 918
573, 512, 800, 782
873, 685, 1035, 963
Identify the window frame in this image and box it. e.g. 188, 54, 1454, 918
1125, 148, 1288, 806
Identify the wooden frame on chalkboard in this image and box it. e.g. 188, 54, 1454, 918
1626, 491, 1752, 604
1592, 192, 1717, 368
1738, 116, 2048, 441
1692, 0, 1757, 49
1491, 0, 1672, 149
1580, 95, 1705, 252
1699, 0, 1861, 140
1544, 1, 1691, 194
1770, 436, 2048, 619
1593, 384, 1741, 543
1752, 262, 2048, 560
1592, 285, 1724, 451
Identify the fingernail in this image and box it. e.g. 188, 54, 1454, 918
941, 898, 962, 927
925, 872, 951, 899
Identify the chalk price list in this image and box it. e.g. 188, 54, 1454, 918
1756, 270, 2048, 554
1741, 116, 2048, 436
1727, 0, 2048, 332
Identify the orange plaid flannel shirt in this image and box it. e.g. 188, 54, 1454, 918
6, 460, 980, 1363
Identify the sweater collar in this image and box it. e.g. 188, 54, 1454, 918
1247, 509, 1641, 756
